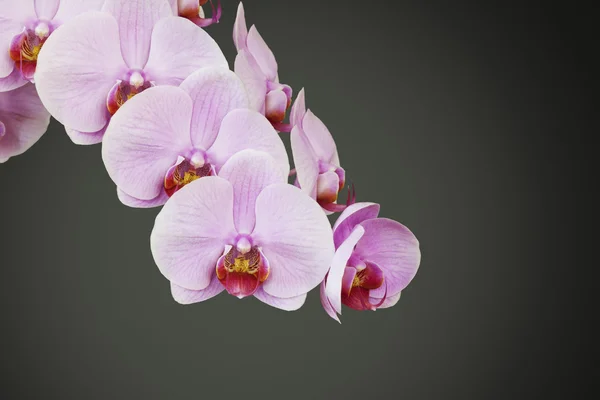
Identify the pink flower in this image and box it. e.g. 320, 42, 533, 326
321, 203, 421, 322
169, 0, 221, 28
0, 0, 105, 91
289, 88, 350, 213
233, 2, 292, 129
102, 66, 289, 209
150, 149, 335, 310
34, 0, 227, 145
0, 83, 49, 162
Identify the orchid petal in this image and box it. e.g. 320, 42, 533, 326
254, 288, 307, 311
0, 67, 27, 92
333, 202, 380, 247
101, 0, 172, 69
217, 150, 287, 235
302, 109, 339, 165
233, 2, 248, 50
145, 16, 227, 86
65, 125, 107, 145
355, 218, 421, 298
319, 281, 340, 323
0, 1, 35, 23
53, 0, 107, 23
290, 88, 306, 128
35, 11, 125, 133
171, 274, 224, 305
151, 176, 236, 290
102, 86, 192, 202
234, 49, 267, 114
34, 0, 60, 20
0, 18, 22, 79
325, 225, 365, 314
370, 292, 401, 309
253, 183, 335, 298
247, 25, 277, 81
0, 84, 50, 163
116, 187, 169, 209
290, 126, 319, 199
208, 109, 289, 174
179, 67, 248, 150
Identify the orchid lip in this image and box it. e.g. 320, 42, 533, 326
216, 245, 270, 298
341, 262, 387, 311
164, 155, 214, 197
106, 75, 152, 115
9, 26, 50, 80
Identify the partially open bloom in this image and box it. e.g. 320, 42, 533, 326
151, 149, 335, 310
289, 89, 348, 213
233, 2, 292, 128
102, 66, 288, 208
35, 0, 227, 145
321, 202, 421, 322
0, 83, 50, 162
0, 0, 105, 91
170, 0, 221, 28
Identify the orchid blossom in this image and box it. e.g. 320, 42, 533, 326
102, 66, 289, 208
289, 88, 350, 213
170, 0, 221, 28
320, 203, 421, 322
233, 2, 292, 130
0, 83, 49, 162
0, 0, 104, 92
150, 149, 335, 310
34, 0, 227, 145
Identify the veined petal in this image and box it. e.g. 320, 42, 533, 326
179, 67, 248, 150
0, 67, 27, 92
117, 187, 169, 209
34, 0, 60, 20
325, 225, 365, 314
233, 2, 248, 50
65, 125, 107, 145
0, 83, 50, 163
102, 85, 193, 202
370, 292, 401, 309
218, 150, 287, 235
290, 126, 319, 199
208, 109, 288, 174
101, 0, 172, 69
290, 88, 306, 128
247, 25, 277, 81
234, 49, 267, 114
53, 0, 107, 24
144, 16, 227, 86
333, 202, 381, 248
35, 11, 125, 133
0, 1, 35, 23
151, 176, 237, 290
254, 287, 307, 311
253, 183, 335, 298
302, 109, 339, 165
171, 274, 224, 305
0, 18, 23, 79
355, 218, 421, 298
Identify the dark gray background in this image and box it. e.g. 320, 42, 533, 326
0, 1, 593, 399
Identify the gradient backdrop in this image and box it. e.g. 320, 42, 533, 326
0, 1, 589, 399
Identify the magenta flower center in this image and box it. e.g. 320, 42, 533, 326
216, 238, 270, 298
164, 153, 213, 197
106, 71, 152, 115
9, 22, 51, 80
341, 261, 386, 311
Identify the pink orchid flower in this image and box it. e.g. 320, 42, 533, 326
150, 149, 335, 310
0, 83, 49, 162
34, 0, 227, 145
321, 202, 421, 322
102, 66, 289, 209
289, 88, 351, 213
170, 0, 221, 28
233, 2, 292, 130
0, 0, 105, 92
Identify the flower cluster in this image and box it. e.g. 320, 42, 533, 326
0, 0, 421, 322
